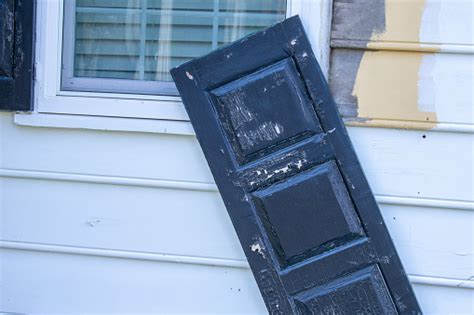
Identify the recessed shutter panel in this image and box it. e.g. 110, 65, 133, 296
0, 0, 35, 111
171, 16, 421, 314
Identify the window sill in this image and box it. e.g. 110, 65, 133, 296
13, 113, 195, 136
15, 113, 469, 138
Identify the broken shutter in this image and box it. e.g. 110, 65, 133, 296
0, 0, 35, 111
171, 16, 420, 314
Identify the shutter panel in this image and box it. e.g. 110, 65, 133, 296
0, 0, 35, 111
171, 16, 421, 314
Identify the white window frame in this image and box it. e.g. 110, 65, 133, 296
16, 0, 332, 131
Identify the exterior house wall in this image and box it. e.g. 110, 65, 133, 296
0, 0, 473, 313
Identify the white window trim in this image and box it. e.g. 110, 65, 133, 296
15, 0, 333, 135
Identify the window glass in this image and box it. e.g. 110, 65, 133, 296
71, 0, 287, 84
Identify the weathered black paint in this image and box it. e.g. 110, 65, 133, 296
171, 16, 420, 314
0, 0, 35, 111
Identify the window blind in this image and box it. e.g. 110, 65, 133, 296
73, 0, 287, 82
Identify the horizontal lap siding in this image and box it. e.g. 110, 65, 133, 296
2, 116, 472, 201
330, 50, 474, 125
331, 0, 473, 46
1, 0, 473, 312
1, 177, 472, 281
330, 0, 474, 129
1, 112, 473, 313
1, 248, 472, 314
0, 248, 267, 314
327, 0, 474, 313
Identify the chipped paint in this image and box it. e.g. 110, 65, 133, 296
171, 16, 422, 312
237, 149, 312, 189
260, 158, 308, 181
267, 165, 290, 177
226, 90, 255, 129
250, 241, 265, 258
295, 159, 304, 169
237, 121, 284, 150
351, 0, 438, 129
274, 124, 282, 135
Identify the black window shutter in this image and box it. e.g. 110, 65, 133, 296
171, 16, 421, 314
0, 0, 35, 111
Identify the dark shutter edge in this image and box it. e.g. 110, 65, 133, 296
0, 0, 35, 112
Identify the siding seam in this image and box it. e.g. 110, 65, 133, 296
1, 240, 473, 289
343, 119, 474, 133
331, 40, 474, 54
14, 113, 474, 135
1, 168, 473, 210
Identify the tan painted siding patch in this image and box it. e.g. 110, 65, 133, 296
352, 50, 436, 126
331, 0, 443, 130
352, 0, 438, 129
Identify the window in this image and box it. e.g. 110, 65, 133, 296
21, 0, 330, 128
62, 0, 287, 96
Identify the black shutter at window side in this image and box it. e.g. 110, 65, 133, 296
0, 0, 35, 111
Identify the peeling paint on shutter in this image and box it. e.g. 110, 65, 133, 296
171, 16, 421, 314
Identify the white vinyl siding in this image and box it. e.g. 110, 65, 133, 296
1, 0, 473, 313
